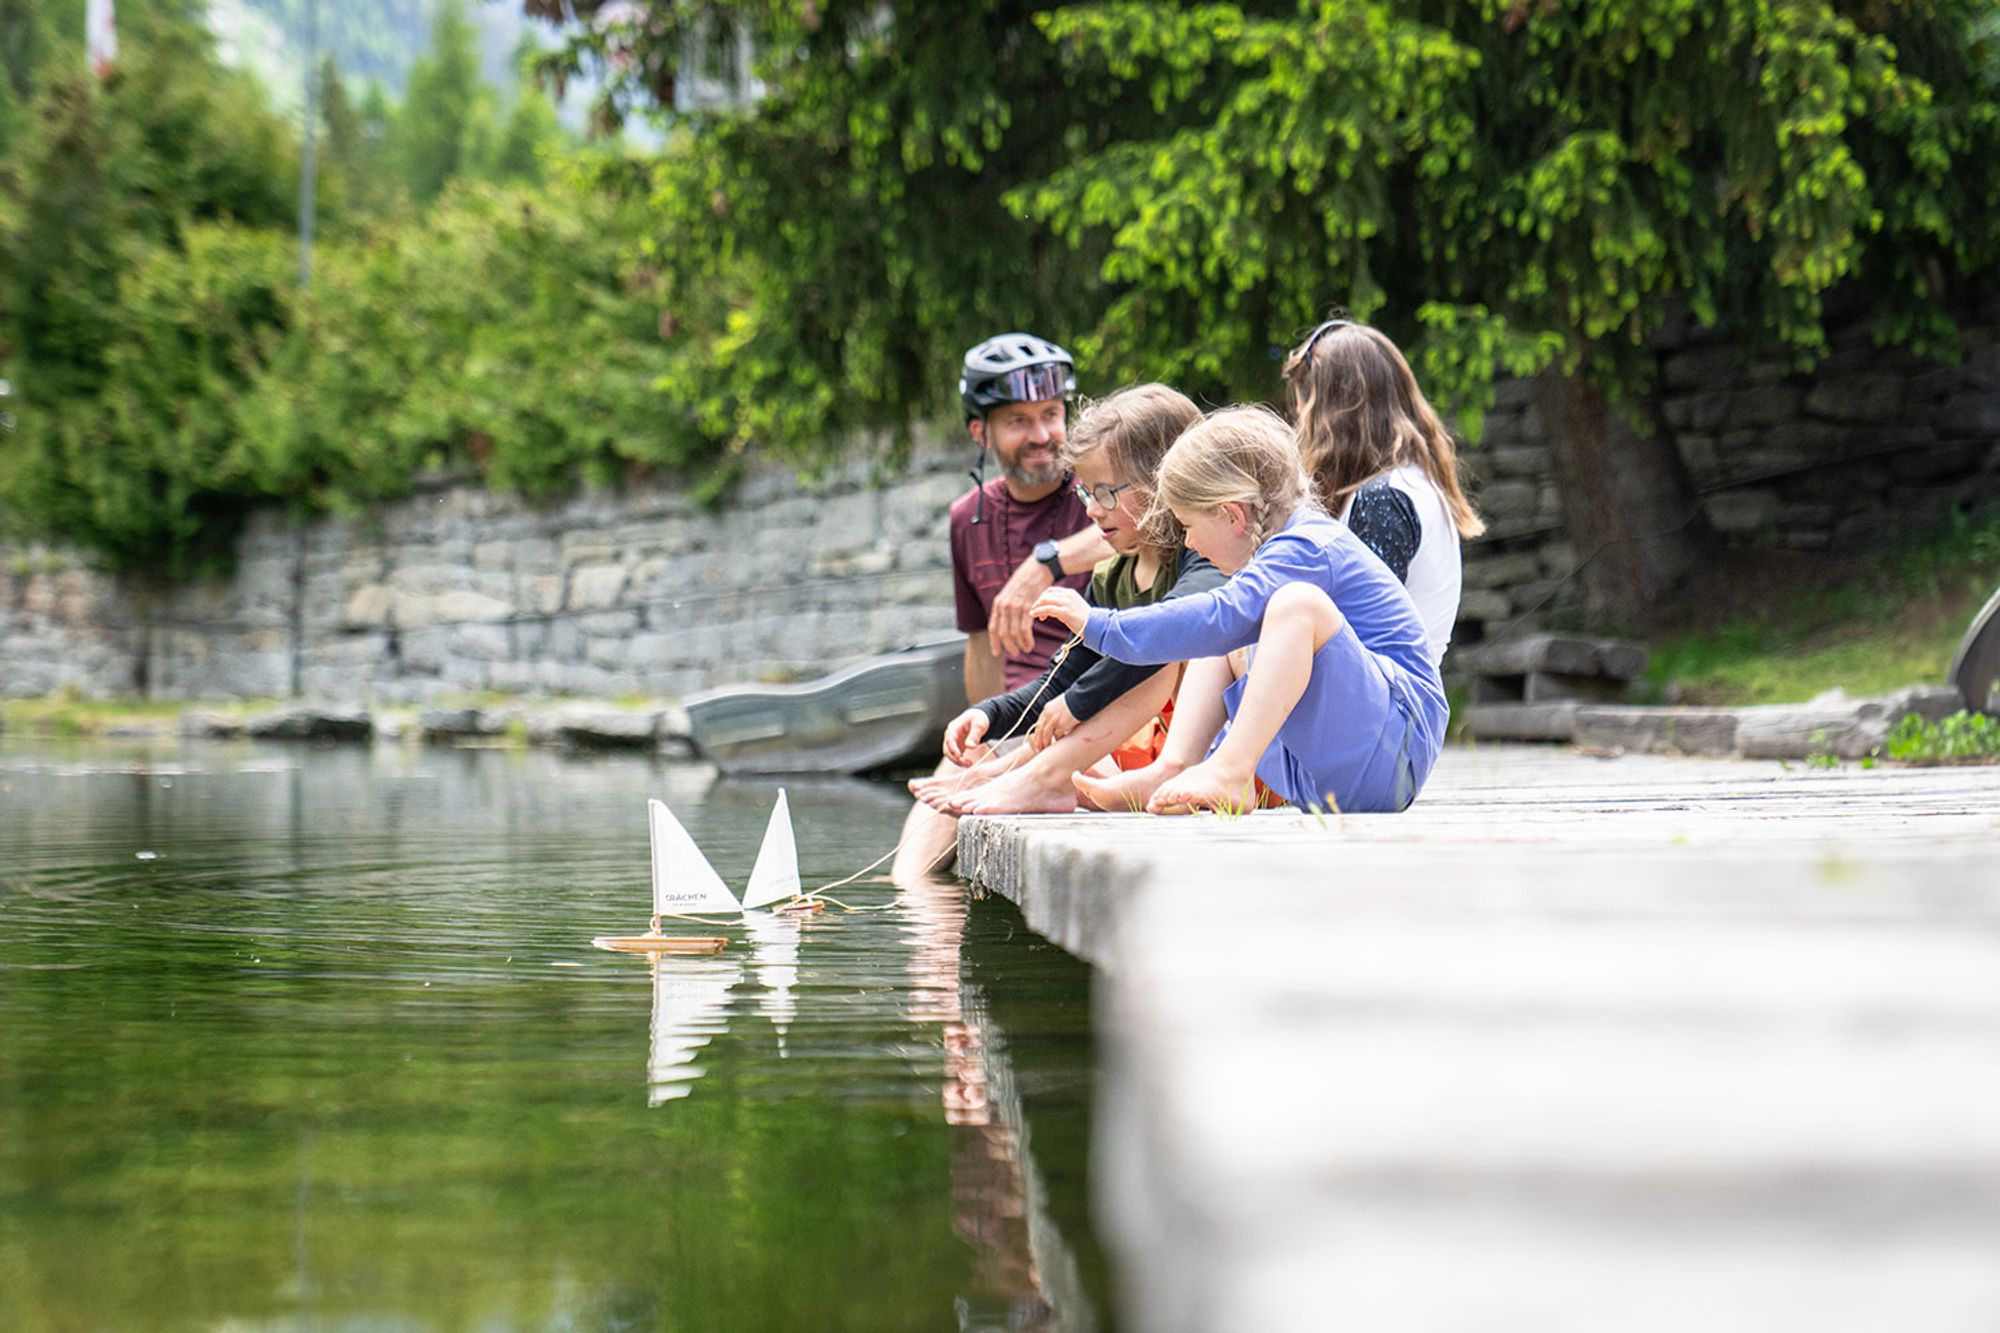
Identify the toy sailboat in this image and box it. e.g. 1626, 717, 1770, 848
592, 790, 815, 953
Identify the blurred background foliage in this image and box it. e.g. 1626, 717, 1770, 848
2, 0, 1999, 578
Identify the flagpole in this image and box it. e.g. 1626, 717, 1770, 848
85, 0, 118, 77
297, 0, 319, 291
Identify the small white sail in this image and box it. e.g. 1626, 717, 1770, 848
740, 788, 802, 910
649, 798, 741, 916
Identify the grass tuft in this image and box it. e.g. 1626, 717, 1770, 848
1645, 506, 2000, 706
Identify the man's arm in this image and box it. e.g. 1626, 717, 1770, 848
963, 632, 1005, 705
986, 524, 1116, 657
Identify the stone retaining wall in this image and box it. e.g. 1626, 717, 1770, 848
2, 442, 970, 703
1457, 307, 2000, 640
5, 308, 2000, 703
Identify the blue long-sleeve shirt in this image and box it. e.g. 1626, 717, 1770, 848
1080, 509, 1446, 733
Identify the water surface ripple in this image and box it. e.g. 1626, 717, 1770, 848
0, 739, 1108, 1331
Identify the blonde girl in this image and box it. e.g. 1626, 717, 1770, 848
1283, 318, 1483, 665
1038, 406, 1446, 816
908, 384, 1225, 819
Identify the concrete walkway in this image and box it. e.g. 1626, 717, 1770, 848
957, 745, 2000, 1333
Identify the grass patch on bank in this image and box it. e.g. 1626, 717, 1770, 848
1647, 507, 2000, 706
0, 694, 212, 737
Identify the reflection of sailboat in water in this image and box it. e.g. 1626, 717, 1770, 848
646, 952, 742, 1106
637, 790, 811, 1100
744, 911, 801, 1057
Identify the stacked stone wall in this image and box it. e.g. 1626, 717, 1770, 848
4, 311, 1999, 702
1456, 310, 2000, 643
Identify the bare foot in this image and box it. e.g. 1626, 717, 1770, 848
917, 776, 977, 812
944, 762, 1082, 815
1073, 758, 1182, 813
911, 747, 1021, 803
908, 772, 956, 801
1146, 758, 1258, 815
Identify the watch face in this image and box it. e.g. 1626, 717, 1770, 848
1035, 540, 1058, 561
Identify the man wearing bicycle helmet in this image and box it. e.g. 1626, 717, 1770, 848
949, 332, 1110, 703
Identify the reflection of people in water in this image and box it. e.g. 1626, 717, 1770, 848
897, 874, 1080, 1330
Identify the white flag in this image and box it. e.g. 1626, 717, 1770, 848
87, 0, 117, 78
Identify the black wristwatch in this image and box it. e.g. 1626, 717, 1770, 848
1033, 538, 1065, 580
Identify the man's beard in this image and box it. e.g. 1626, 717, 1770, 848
999, 448, 1062, 490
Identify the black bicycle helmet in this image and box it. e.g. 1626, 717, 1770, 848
958, 332, 1076, 421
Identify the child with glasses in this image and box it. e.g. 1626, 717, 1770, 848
1038, 405, 1447, 815
905, 384, 1226, 819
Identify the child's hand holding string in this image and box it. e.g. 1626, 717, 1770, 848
941, 708, 993, 766
1030, 586, 1089, 637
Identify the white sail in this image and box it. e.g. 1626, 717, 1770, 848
744, 910, 801, 1055
646, 953, 742, 1105
649, 798, 740, 915
740, 788, 802, 910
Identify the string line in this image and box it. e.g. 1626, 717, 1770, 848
793, 630, 1085, 905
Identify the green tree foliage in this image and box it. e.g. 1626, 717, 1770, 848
0, 0, 82, 154
394, 0, 492, 203
0, 1, 616, 573
235, 169, 687, 511
0, 3, 294, 403
527, 0, 1996, 423
528, 0, 2000, 615
528, 1, 1109, 456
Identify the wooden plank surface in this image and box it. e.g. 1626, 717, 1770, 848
958, 745, 2000, 1333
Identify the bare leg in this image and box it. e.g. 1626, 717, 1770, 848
945, 668, 1177, 815
1150, 584, 1340, 814
895, 756, 965, 879
1074, 654, 1234, 811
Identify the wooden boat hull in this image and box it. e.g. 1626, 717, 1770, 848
593, 934, 730, 955
684, 634, 965, 776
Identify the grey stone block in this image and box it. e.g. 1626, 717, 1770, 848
1523, 671, 1629, 704
1891, 441, 1985, 484
1573, 706, 1740, 755
1735, 685, 1967, 760
1938, 391, 2000, 438
1463, 551, 1542, 590
1477, 479, 1539, 520
1460, 701, 1580, 742
433, 590, 512, 623
181, 710, 246, 739
1806, 377, 1906, 422
1706, 489, 1779, 536
524, 703, 660, 747
1457, 634, 1639, 680
1457, 589, 1511, 623
244, 704, 374, 740
1728, 385, 1804, 428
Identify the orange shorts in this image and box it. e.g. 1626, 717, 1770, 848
1110, 699, 1173, 771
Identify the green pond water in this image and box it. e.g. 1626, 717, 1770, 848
0, 739, 1110, 1331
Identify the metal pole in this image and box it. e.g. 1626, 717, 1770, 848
297, 0, 319, 291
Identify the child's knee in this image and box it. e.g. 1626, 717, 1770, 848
1266, 582, 1341, 643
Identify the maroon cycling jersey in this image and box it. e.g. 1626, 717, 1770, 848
948, 478, 1092, 689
